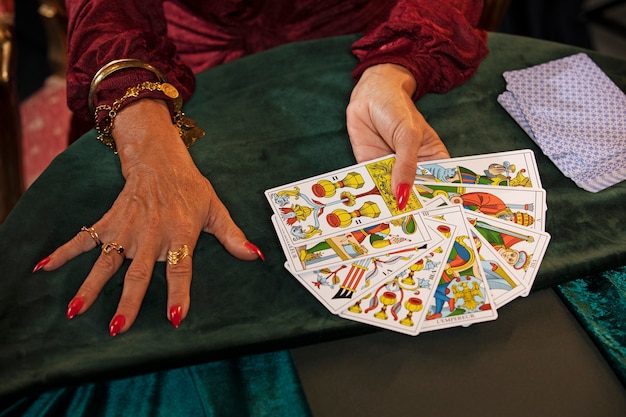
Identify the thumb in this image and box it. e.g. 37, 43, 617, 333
390, 114, 448, 210
391, 141, 419, 211
388, 119, 422, 210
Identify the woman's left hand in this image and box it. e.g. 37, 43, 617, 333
346, 63, 449, 209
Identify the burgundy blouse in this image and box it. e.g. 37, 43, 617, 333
66, 0, 488, 129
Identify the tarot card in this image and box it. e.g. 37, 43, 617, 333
413, 183, 547, 231
282, 218, 448, 314
418, 205, 499, 332
265, 155, 423, 245
339, 220, 457, 335
274, 211, 432, 273
472, 229, 529, 308
414, 149, 542, 189
285, 249, 425, 314
466, 211, 551, 296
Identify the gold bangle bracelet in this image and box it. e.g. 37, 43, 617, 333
88, 58, 167, 114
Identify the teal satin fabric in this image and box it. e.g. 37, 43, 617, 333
557, 267, 626, 387
1, 33, 625, 403
1, 351, 311, 417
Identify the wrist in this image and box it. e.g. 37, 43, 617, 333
112, 99, 203, 180
113, 99, 179, 159
361, 63, 417, 97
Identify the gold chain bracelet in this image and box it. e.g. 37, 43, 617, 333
90, 60, 205, 153
94, 81, 205, 153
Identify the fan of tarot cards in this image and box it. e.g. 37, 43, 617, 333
265, 150, 551, 336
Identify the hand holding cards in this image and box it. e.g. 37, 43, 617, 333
265, 150, 551, 336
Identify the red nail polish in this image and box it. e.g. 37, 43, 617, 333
169, 305, 182, 328
33, 257, 51, 273
244, 241, 265, 261
109, 314, 125, 337
66, 297, 84, 320
396, 183, 411, 211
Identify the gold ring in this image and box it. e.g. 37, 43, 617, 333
81, 226, 102, 247
167, 244, 190, 265
102, 242, 125, 257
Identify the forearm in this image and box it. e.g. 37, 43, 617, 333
351, 0, 488, 101
66, 0, 195, 124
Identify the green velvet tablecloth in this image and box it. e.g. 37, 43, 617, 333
556, 267, 626, 387
1, 33, 625, 402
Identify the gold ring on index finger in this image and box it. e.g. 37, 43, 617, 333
81, 226, 102, 247
167, 244, 190, 265
101, 242, 125, 257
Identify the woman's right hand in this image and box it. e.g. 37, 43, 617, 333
36, 99, 264, 335
346, 64, 450, 209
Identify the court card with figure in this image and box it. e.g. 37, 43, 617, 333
265, 155, 423, 245
471, 229, 529, 308
418, 205, 499, 332
466, 211, 552, 296
338, 218, 457, 335
412, 183, 547, 231
414, 149, 542, 189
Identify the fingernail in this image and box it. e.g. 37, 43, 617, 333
32, 257, 51, 273
396, 183, 411, 210
169, 305, 183, 328
109, 314, 125, 337
244, 241, 265, 261
66, 297, 84, 320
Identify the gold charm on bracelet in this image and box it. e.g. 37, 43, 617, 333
176, 113, 206, 148
160, 82, 179, 100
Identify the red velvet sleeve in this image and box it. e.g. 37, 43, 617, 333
351, 0, 488, 101
66, 0, 195, 125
